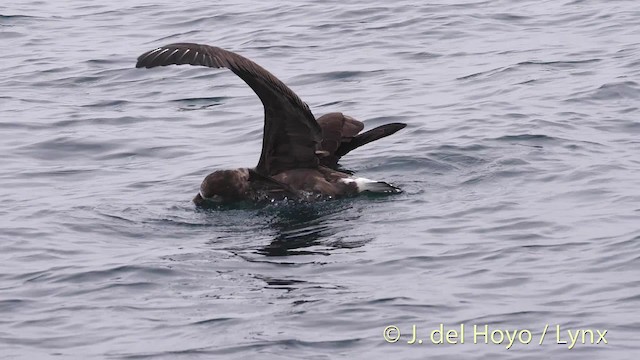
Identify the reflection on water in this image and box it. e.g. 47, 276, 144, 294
259, 200, 367, 256
195, 198, 372, 256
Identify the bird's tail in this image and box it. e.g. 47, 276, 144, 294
350, 177, 402, 194
335, 123, 407, 158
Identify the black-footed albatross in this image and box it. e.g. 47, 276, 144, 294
135, 43, 407, 205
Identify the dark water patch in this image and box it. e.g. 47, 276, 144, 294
377, 251, 487, 269
521, 241, 590, 251
81, 99, 131, 108
435, 143, 491, 153
0, 299, 32, 312
499, 112, 529, 119
429, 151, 487, 167
366, 155, 459, 173
515, 78, 539, 85
9, 251, 71, 264
315, 100, 345, 108
171, 96, 229, 110
496, 157, 529, 166
426, 225, 471, 234
35, 66, 76, 76
517, 59, 601, 68
258, 237, 330, 257
489, 13, 531, 22
85, 58, 120, 66
0, 31, 24, 38
0, 14, 42, 24
490, 167, 538, 179
52, 115, 183, 128
555, 187, 615, 203
257, 228, 370, 257
445, 202, 518, 218
587, 252, 640, 273
98, 144, 192, 161
469, 276, 531, 289
618, 292, 640, 304
168, 14, 237, 29
18, 266, 77, 284
339, 6, 393, 19
96, 210, 145, 224
256, 275, 307, 288
59, 281, 159, 297
249, 199, 372, 256
0, 95, 56, 107
149, 216, 248, 229
289, 70, 386, 85
236, 250, 329, 267
462, 310, 554, 326
392, 50, 443, 61
17, 136, 120, 161
618, 106, 638, 114
472, 220, 556, 235
244, 44, 316, 53
115, 337, 362, 359
457, 58, 601, 81
358, 296, 412, 304
190, 317, 236, 326
17, 168, 96, 179
364, 16, 428, 31
457, 65, 513, 81
492, 134, 566, 146
1, 227, 54, 240
13, 315, 72, 329
52, 265, 178, 285
568, 81, 640, 102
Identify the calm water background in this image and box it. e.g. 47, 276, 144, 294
1, 0, 639, 359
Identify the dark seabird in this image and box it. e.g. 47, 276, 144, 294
135, 43, 407, 205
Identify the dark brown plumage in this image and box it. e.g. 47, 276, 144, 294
136, 43, 320, 176
136, 43, 406, 205
316, 112, 407, 168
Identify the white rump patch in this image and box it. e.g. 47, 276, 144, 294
341, 177, 401, 193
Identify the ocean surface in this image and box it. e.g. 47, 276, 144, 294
1, 0, 639, 359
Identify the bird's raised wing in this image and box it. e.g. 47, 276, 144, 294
136, 43, 322, 175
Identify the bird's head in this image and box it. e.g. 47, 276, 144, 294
193, 169, 250, 205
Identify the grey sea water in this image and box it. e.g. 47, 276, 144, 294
1, 0, 639, 359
